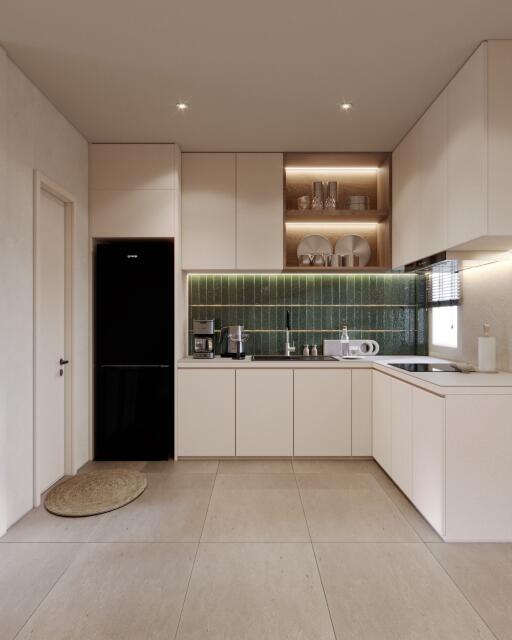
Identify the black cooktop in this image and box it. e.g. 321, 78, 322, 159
389, 362, 459, 373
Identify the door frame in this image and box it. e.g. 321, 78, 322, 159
33, 171, 76, 506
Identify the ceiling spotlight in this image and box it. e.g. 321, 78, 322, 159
176, 102, 189, 111
339, 102, 353, 112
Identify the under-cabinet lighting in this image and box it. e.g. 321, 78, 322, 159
285, 222, 378, 230
285, 167, 378, 174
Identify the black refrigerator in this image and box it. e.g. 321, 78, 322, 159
94, 241, 174, 460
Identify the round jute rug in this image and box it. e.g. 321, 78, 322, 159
44, 469, 147, 517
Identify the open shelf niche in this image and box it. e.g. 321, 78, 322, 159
283, 152, 392, 271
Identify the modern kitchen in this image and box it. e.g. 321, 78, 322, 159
2, 4, 512, 639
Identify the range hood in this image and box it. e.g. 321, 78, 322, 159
403, 250, 511, 273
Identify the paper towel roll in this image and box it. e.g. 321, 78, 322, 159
478, 336, 496, 372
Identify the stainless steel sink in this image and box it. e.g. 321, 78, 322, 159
251, 355, 338, 362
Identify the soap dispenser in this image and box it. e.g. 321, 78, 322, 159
478, 323, 497, 373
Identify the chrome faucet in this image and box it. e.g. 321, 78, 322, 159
284, 310, 296, 356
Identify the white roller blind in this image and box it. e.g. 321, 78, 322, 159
427, 261, 461, 307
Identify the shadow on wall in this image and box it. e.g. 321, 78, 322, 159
430, 260, 512, 371
188, 274, 427, 356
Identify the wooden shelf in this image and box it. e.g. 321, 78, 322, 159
285, 209, 389, 223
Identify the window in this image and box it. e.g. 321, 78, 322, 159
431, 305, 458, 348
427, 262, 461, 349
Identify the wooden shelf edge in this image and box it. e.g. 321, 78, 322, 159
282, 266, 393, 273
285, 209, 389, 223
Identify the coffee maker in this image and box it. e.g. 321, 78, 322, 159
192, 320, 215, 359
219, 325, 249, 359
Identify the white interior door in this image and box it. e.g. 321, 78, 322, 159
37, 188, 66, 493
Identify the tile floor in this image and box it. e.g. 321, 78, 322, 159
1, 459, 511, 639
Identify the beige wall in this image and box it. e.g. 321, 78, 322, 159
430, 259, 512, 372
0, 47, 89, 533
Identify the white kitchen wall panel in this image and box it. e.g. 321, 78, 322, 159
236, 153, 284, 270
294, 369, 351, 456
236, 370, 293, 456
181, 153, 236, 269
351, 369, 373, 456
89, 143, 177, 238
178, 369, 235, 456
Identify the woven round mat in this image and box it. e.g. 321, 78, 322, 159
44, 469, 147, 517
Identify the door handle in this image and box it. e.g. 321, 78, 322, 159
60, 358, 69, 365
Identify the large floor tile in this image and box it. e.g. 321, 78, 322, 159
293, 459, 376, 474
89, 474, 214, 542
142, 459, 219, 475
218, 459, 293, 474
202, 474, 309, 542
297, 473, 419, 542
375, 471, 443, 542
16, 543, 196, 640
176, 543, 335, 640
0, 543, 79, 640
315, 543, 495, 640
1, 505, 105, 542
428, 543, 512, 640
78, 460, 146, 474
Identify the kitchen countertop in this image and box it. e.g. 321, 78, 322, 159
178, 355, 512, 396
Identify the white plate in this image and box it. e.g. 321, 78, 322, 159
334, 235, 371, 267
342, 355, 364, 360
297, 235, 333, 258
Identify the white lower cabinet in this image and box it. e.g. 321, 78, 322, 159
351, 370, 373, 456
391, 378, 413, 498
372, 371, 392, 474
236, 370, 293, 456
178, 369, 235, 456
294, 370, 351, 456
412, 387, 445, 535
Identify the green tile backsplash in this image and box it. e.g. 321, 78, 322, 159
188, 274, 427, 356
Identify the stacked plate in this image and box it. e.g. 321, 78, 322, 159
297, 234, 371, 267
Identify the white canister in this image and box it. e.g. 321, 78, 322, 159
478, 323, 497, 372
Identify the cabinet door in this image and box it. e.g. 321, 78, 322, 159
372, 371, 392, 474
412, 388, 445, 535
294, 370, 351, 456
351, 369, 372, 456
447, 43, 487, 248
391, 379, 413, 498
417, 89, 448, 259
236, 153, 284, 270
392, 124, 422, 268
181, 153, 236, 269
236, 370, 293, 456
178, 370, 235, 456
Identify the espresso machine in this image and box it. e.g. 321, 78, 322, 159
219, 325, 249, 359
192, 320, 215, 359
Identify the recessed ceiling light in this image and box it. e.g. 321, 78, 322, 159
339, 102, 353, 112
176, 102, 189, 111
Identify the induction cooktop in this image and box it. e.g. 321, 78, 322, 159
389, 362, 461, 373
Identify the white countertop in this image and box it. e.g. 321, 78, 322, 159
178, 355, 512, 396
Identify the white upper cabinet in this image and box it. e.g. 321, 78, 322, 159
89, 143, 178, 238
181, 153, 236, 269
182, 152, 284, 270
418, 89, 448, 258
236, 153, 283, 270
392, 122, 422, 268
446, 44, 487, 248
392, 41, 512, 267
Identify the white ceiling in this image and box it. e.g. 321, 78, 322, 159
1, 0, 512, 151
